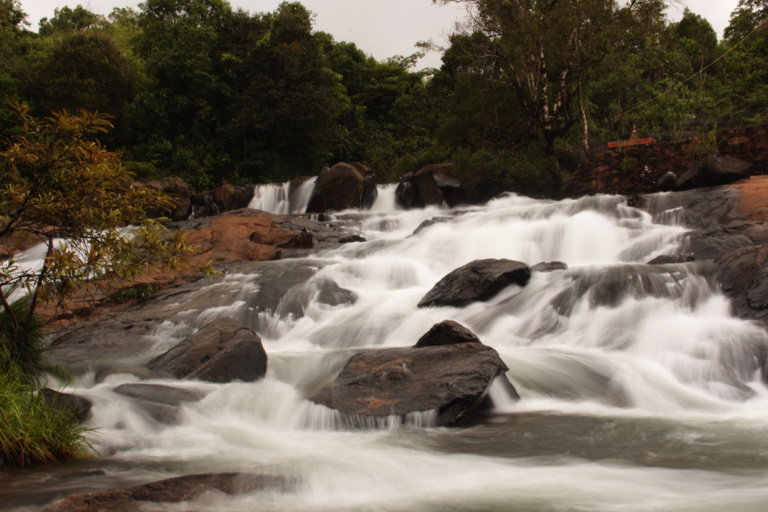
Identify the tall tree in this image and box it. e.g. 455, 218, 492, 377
433, 0, 619, 152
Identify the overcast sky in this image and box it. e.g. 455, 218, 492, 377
22, 0, 741, 70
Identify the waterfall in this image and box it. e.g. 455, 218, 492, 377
10, 191, 768, 512
248, 177, 317, 214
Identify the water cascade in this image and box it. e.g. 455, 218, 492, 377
8, 192, 768, 511
248, 177, 317, 214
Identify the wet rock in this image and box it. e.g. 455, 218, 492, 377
418, 259, 532, 309
339, 234, 366, 243
658, 171, 677, 191
674, 156, 754, 191
40, 473, 289, 512
310, 331, 513, 426
148, 318, 267, 383
715, 243, 768, 327
413, 217, 452, 235
113, 383, 206, 424
413, 320, 481, 348
531, 261, 568, 272
113, 383, 206, 406
182, 209, 314, 267
307, 162, 378, 213
647, 254, 695, 265
396, 163, 462, 209
274, 276, 357, 319
212, 184, 255, 212
40, 389, 92, 422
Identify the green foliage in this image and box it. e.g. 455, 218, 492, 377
686, 128, 719, 162
0, 102, 192, 360
452, 142, 558, 198
618, 156, 638, 175
0, 365, 90, 468
0, 296, 47, 381
38, 5, 105, 35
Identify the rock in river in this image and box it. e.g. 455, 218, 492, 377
309, 321, 517, 426
418, 259, 532, 309
148, 318, 267, 383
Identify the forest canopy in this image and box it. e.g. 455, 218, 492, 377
1, 0, 766, 195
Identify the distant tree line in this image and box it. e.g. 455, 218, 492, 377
1, 0, 766, 195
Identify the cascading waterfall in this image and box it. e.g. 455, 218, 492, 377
9, 191, 768, 512
248, 177, 317, 214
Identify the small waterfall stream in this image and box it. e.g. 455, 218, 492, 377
8, 190, 768, 511
248, 177, 317, 214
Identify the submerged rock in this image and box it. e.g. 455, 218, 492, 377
647, 254, 695, 265
148, 318, 267, 383
418, 259, 532, 309
40, 389, 92, 422
310, 322, 517, 426
531, 261, 569, 273
40, 473, 289, 512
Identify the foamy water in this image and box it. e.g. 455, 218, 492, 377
8, 190, 768, 511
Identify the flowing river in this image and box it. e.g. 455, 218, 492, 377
6, 184, 768, 511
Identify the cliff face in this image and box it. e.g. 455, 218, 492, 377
565, 127, 768, 197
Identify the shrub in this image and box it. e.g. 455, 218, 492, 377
0, 366, 91, 468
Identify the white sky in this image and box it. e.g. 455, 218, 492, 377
21, 0, 741, 70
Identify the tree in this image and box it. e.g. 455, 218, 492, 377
38, 5, 105, 35
21, 30, 141, 119
0, 102, 190, 360
434, 0, 619, 152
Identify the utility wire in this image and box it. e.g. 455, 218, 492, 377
622, 15, 768, 117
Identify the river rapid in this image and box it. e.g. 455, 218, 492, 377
6, 185, 768, 511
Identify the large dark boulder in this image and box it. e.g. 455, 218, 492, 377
40, 473, 289, 512
395, 163, 464, 209
418, 259, 532, 309
212, 184, 255, 212
310, 326, 514, 426
148, 318, 268, 383
674, 156, 753, 191
307, 162, 378, 213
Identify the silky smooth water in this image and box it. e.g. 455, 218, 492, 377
6, 191, 768, 511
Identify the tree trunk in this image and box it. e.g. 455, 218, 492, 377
579, 79, 589, 151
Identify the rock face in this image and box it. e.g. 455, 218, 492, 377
418, 259, 532, 308
40, 473, 288, 512
40, 389, 92, 422
179, 209, 315, 267
395, 163, 464, 209
715, 244, 768, 326
148, 318, 267, 383
212, 184, 255, 212
674, 156, 754, 190
310, 322, 515, 426
306, 162, 378, 212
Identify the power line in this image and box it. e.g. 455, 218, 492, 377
622, 14, 768, 117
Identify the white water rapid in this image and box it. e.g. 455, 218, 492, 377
9, 191, 768, 511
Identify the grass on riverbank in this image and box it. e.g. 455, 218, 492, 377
0, 298, 91, 469
0, 367, 91, 468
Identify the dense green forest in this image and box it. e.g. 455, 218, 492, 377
0, 0, 766, 195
